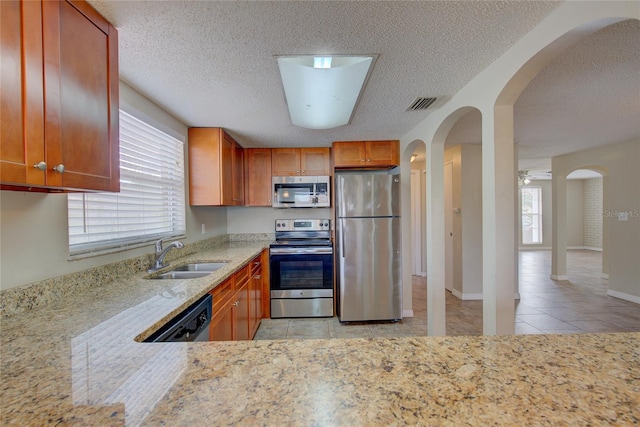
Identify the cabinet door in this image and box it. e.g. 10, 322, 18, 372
366, 141, 399, 167
332, 142, 366, 168
210, 303, 233, 341
248, 257, 262, 338
260, 248, 270, 319
0, 0, 45, 186
300, 148, 330, 175
271, 148, 300, 176
245, 148, 272, 206
250, 268, 263, 338
220, 132, 234, 205
233, 281, 250, 340
42, 0, 119, 191
232, 141, 244, 205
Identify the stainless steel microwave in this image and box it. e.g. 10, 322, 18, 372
272, 176, 330, 208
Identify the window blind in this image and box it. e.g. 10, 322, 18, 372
68, 110, 186, 256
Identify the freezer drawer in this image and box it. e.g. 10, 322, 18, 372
271, 297, 333, 318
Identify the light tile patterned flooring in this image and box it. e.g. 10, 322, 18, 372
254, 250, 640, 340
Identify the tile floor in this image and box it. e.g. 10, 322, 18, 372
254, 250, 640, 340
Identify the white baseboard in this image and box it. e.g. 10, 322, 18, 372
607, 290, 640, 304
550, 274, 568, 281
461, 292, 483, 300
403, 309, 414, 318
601, 273, 609, 279
519, 246, 551, 251
449, 291, 520, 301
519, 246, 603, 252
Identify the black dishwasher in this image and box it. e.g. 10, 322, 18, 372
145, 294, 212, 342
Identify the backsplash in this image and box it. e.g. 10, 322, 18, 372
0, 235, 233, 318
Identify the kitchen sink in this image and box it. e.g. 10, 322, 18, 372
149, 271, 213, 280
172, 262, 228, 272
146, 262, 228, 280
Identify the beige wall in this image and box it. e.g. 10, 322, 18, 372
0, 82, 227, 291
444, 144, 483, 299
226, 207, 331, 233
552, 138, 640, 300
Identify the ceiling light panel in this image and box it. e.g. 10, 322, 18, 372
277, 55, 376, 129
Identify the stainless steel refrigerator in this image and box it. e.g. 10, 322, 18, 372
336, 172, 402, 322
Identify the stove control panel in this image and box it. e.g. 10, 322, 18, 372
275, 219, 330, 231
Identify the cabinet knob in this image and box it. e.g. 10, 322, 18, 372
366, 159, 372, 162
53, 164, 65, 173
33, 161, 47, 171
360, 159, 365, 162
296, 170, 300, 174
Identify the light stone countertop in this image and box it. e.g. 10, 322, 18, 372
1, 240, 639, 425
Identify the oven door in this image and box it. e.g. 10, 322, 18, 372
269, 247, 333, 298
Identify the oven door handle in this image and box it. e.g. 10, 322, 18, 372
270, 247, 333, 255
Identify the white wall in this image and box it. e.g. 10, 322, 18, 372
0, 82, 227, 291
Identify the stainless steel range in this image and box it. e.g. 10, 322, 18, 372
269, 219, 333, 318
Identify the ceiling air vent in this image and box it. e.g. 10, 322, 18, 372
407, 97, 437, 111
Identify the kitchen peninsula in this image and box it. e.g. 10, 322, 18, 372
1, 237, 638, 425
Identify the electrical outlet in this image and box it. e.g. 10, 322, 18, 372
201, 223, 206, 234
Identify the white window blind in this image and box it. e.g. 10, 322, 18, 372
68, 110, 186, 256
521, 186, 542, 245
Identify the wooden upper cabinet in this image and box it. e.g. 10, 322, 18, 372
301, 148, 331, 175
232, 137, 244, 205
332, 140, 399, 168
245, 148, 272, 206
0, 0, 119, 192
188, 127, 244, 206
272, 148, 330, 176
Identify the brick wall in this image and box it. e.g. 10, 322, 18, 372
583, 177, 603, 249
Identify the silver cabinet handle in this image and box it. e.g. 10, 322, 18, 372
52, 164, 65, 173
33, 161, 47, 170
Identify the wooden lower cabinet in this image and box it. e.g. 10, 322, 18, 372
233, 279, 251, 340
209, 250, 267, 341
248, 255, 263, 338
210, 301, 233, 341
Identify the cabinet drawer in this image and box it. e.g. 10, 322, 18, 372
210, 278, 233, 313
233, 263, 250, 287
250, 256, 261, 275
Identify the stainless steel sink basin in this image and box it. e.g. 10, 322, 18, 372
149, 271, 212, 280
172, 262, 228, 272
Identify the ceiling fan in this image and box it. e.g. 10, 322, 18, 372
518, 170, 553, 185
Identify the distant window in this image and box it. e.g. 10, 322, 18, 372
521, 187, 542, 245
68, 110, 186, 256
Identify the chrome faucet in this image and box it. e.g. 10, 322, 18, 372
149, 239, 184, 272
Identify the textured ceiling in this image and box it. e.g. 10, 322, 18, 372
87, 1, 638, 172
446, 18, 640, 171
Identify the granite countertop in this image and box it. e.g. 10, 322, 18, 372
1, 240, 639, 425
